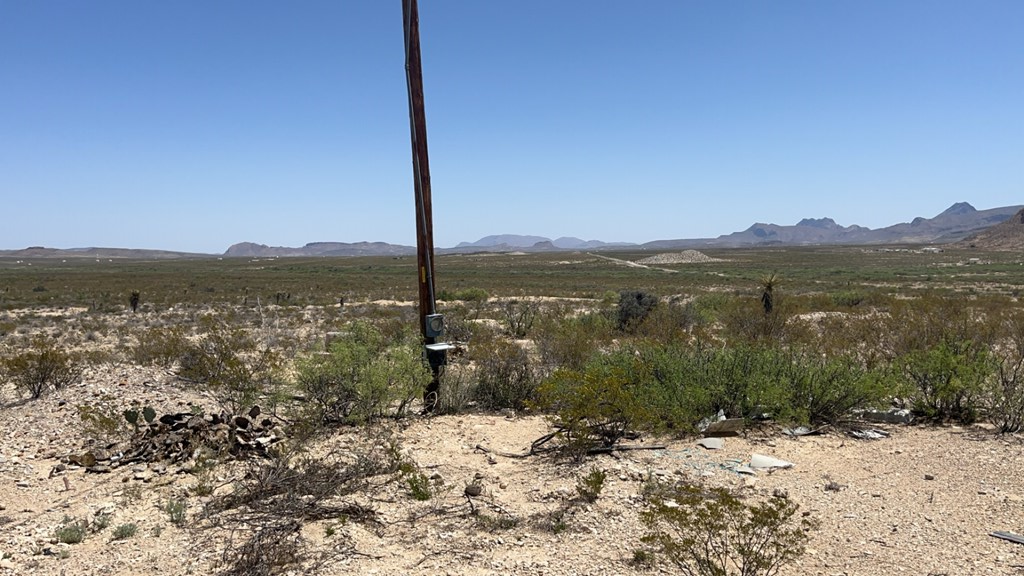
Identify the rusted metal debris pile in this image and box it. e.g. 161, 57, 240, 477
67, 406, 282, 473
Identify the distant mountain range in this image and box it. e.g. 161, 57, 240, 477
2, 202, 1021, 259
449, 235, 636, 252
643, 202, 1022, 249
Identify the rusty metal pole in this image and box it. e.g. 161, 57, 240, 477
403, 0, 443, 410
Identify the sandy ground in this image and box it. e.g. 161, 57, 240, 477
2, 364, 1024, 576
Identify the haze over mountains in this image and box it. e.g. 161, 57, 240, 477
3, 202, 1022, 259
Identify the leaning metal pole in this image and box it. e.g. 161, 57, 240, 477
403, 0, 443, 410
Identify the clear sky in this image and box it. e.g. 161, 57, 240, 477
2, 1, 1022, 253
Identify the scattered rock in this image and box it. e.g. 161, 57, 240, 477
750, 454, 795, 470
697, 438, 724, 450
861, 408, 914, 425
704, 418, 745, 437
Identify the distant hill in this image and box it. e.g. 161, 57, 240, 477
223, 241, 415, 258
0, 246, 210, 259
454, 235, 549, 249
956, 208, 1024, 250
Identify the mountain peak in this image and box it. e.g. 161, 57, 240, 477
796, 217, 838, 229
939, 202, 976, 217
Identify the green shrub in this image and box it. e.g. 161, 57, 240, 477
899, 339, 993, 423
830, 290, 866, 308
500, 299, 539, 338
111, 523, 138, 540
1, 335, 82, 399
682, 344, 789, 421
535, 311, 611, 373
131, 325, 190, 367
882, 294, 999, 360
987, 311, 1024, 433
617, 290, 658, 332
641, 481, 815, 576
688, 293, 731, 325
986, 364, 1024, 433
622, 344, 716, 432
632, 299, 705, 343
176, 318, 281, 413
533, 340, 898, 443
720, 294, 804, 344
779, 353, 897, 425
437, 307, 478, 342
55, 517, 88, 544
534, 360, 655, 457
433, 363, 476, 415
472, 338, 538, 411
438, 287, 488, 303
294, 320, 430, 425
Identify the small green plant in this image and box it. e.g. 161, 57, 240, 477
760, 273, 779, 314
78, 404, 128, 443
123, 405, 157, 425
92, 513, 112, 532
550, 509, 568, 534
830, 289, 865, 308
120, 484, 143, 503
632, 549, 654, 567
396, 457, 432, 501
191, 470, 216, 497
164, 499, 187, 525
404, 469, 433, 501
575, 467, 607, 503
111, 523, 138, 540
641, 481, 815, 576
475, 511, 520, 532
54, 517, 88, 544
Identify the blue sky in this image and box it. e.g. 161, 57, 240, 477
2, 1, 1021, 253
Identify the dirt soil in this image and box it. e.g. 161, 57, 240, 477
2, 369, 1024, 576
